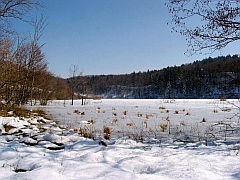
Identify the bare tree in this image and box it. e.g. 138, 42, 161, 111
0, 0, 43, 34
0, 36, 13, 94
69, 65, 82, 105
12, 16, 46, 105
0, 0, 46, 106
166, 0, 240, 55
34, 70, 53, 105
0, 0, 42, 19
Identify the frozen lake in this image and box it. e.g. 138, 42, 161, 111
35, 99, 240, 143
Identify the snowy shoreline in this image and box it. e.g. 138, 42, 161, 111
0, 99, 239, 179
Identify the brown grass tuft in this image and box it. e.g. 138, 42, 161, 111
103, 126, 111, 140
174, 110, 179, 114
160, 124, 168, 132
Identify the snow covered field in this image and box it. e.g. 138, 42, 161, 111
0, 99, 240, 179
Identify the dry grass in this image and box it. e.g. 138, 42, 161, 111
126, 123, 133, 127
74, 109, 80, 114
137, 113, 142, 117
111, 118, 118, 124
160, 124, 168, 132
0, 104, 48, 120
145, 114, 149, 120
159, 106, 166, 110
103, 126, 111, 140
79, 126, 95, 139
162, 116, 170, 121
13, 107, 31, 117
88, 120, 95, 124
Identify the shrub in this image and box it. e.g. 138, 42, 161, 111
13, 107, 30, 117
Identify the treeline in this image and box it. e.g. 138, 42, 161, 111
71, 55, 240, 99
0, 35, 68, 106
0, 0, 68, 107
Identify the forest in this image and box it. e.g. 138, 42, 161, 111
68, 55, 240, 99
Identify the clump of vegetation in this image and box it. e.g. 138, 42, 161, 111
0, 104, 48, 119
32, 109, 49, 119
0, 109, 8, 116
145, 114, 149, 120
97, 107, 101, 113
137, 113, 143, 117
126, 123, 133, 127
74, 109, 80, 114
13, 107, 30, 117
160, 124, 168, 132
111, 118, 118, 125
0, 105, 30, 117
79, 126, 95, 139
103, 126, 111, 140
162, 116, 170, 121
88, 119, 95, 124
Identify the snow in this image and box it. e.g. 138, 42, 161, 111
0, 99, 239, 179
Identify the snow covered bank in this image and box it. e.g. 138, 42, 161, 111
0, 99, 239, 179
0, 130, 239, 179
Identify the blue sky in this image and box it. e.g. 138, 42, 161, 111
19, 0, 240, 78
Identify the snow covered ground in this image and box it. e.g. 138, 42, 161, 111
0, 99, 240, 179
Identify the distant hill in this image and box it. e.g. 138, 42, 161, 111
66, 55, 240, 99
